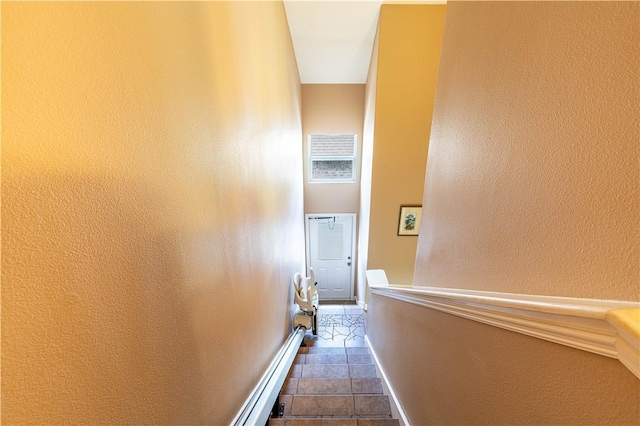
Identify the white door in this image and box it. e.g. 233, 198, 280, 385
306, 214, 355, 300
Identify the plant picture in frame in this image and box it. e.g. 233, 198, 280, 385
398, 205, 422, 236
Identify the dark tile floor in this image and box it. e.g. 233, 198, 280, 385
271, 304, 399, 425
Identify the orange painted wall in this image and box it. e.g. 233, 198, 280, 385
358, 25, 381, 306
368, 2, 639, 424
367, 4, 446, 285
415, 1, 639, 301
2, 2, 304, 424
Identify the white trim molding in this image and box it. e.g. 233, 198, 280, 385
231, 327, 306, 425
369, 284, 640, 379
366, 335, 410, 426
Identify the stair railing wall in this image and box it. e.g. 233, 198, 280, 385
367, 277, 640, 379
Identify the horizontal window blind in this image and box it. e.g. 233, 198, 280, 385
308, 134, 357, 183
309, 135, 356, 157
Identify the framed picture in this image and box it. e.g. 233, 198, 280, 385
397, 205, 422, 236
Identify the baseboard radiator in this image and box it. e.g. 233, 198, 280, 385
232, 326, 306, 426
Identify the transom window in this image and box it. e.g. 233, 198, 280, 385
308, 134, 357, 183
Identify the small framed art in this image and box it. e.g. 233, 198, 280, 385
397, 205, 422, 236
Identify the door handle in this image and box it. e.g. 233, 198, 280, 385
347, 262, 352, 266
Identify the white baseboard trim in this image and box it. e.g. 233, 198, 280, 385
369, 284, 640, 379
358, 299, 367, 311
366, 335, 410, 426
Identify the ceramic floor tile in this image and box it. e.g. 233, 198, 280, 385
356, 420, 399, 426
297, 378, 352, 395
305, 353, 348, 364
327, 333, 349, 343
308, 347, 346, 354
351, 378, 382, 394
342, 315, 365, 327
318, 306, 345, 314
345, 347, 369, 354
354, 396, 391, 416
308, 338, 349, 348
347, 354, 372, 365
344, 338, 367, 348
279, 305, 395, 423
349, 364, 377, 378
286, 419, 358, 426
280, 394, 293, 417
350, 327, 366, 338
282, 378, 299, 395
292, 395, 355, 417
316, 329, 335, 341
318, 315, 345, 328
288, 365, 302, 378
333, 326, 352, 337
344, 331, 365, 343
302, 364, 350, 378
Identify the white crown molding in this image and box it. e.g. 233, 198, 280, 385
369, 284, 640, 379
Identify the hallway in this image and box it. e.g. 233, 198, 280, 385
271, 305, 398, 425
4, 2, 638, 424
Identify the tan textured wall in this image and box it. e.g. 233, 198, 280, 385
2, 2, 304, 424
358, 25, 380, 307
302, 84, 364, 298
368, 2, 640, 425
415, 1, 640, 300
367, 4, 446, 285
367, 294, 640, 425
302, 84, 365, 215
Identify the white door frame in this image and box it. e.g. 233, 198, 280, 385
305, 213, 356, 300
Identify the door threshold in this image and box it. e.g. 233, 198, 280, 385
320, 300, 357, 305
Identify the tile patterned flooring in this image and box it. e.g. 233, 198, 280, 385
270, 304, 399, 425
305, 304, 367, 348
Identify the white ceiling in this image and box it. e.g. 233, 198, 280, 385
283, 0, 383, 84
283, 0, 445, 84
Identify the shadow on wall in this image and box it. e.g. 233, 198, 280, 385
2, 173, 205, 424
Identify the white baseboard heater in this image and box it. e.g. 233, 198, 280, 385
232, 326, 306, 426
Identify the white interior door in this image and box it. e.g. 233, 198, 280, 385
306, 214, 355, 300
